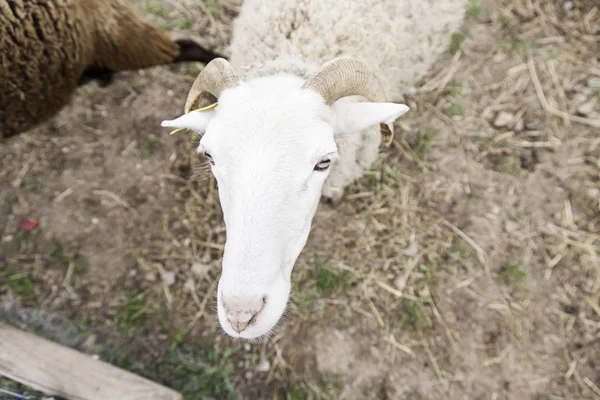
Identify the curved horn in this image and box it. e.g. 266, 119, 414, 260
301, 57, 394, 147
184, 58, 239, 114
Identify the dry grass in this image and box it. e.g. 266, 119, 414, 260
1, 0, 599, 399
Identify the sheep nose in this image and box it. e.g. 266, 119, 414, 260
227, 314, 254, 333
222, 294, 266, 333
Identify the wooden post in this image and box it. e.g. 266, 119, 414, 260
0, 322, 182, 400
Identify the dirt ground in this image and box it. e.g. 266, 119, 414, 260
1, 0, 599, 399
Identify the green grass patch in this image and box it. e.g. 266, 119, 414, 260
158, 20, 175, 31
19, 178, 41, 192
410, 131, 433, 158
498, 261, 527, 289
321, 375, 344, 396
493, 153, 520, 174
204, 0, 221, 17
174, 346, 237, 400
467, 0, 481, 19
0, 376, 66, 400
444, 82, 463, 96
108, 337, 239, 400
179, 17, 192, 29
138, 136, 155, 159
6, 274, 34, 298
449, 32, 466, 54
451, 235, 473, 261
503, 38, 530, 56
401, 299, 426, 330
315, 261, 350, 292
284, 386, 315, 400
444, 100, 465, 117
44, 239, 88, 276
116, 292, 149, 332
144, 4, 167, 17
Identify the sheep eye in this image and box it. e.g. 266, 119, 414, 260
204, 152, 214, 165
314, 159, 331, 171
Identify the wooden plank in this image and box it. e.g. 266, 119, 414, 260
0, 322, 182, 400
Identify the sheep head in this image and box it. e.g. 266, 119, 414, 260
161, 57, 409, 339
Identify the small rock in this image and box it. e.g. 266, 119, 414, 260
588, 77, 600, 89
563, 304, 579, 315
145, 272, 156, 282
581, 87, 594, 96
505, 220, 520, 233
514, 118, 524, 132
577, 100, 596, 116
563, 1, 573, 11
91, 354, 100, 361
161, 271, 176, 286
256, 359, 270, 372
493, 111, 514, 128
81, 334, 97, 351
183, 278, 195, 292
587, 188, 599, 200
91, 217, 99, 225
573, 93, 587, 105
492, 52, 507, 63
525, 119, 543, 130
191, 262, 210, 277
2, 235, 13, 243
245, 371, 254, 380
403, 243, 418, 257
445, 310, 457, 324
394, 277, 406, 291
244, 343, 251, 351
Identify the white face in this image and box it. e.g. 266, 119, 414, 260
162, 73, 409, 339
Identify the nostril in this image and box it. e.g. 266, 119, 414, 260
222, 294, 267, 333
229, 319, 251, 333
227, 310, 259, 333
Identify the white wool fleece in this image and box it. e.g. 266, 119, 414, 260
227, 0, 468, 201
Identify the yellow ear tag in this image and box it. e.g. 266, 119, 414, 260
168, 102, 219, 136
169, 128, 187, 136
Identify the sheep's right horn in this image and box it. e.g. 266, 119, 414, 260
302, 57, 394, 147
184, 58, 239, 113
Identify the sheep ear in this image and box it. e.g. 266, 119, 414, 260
161, 109, 215, 134
331, 101, 409, 136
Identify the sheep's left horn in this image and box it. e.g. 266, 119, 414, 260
301, 57, 394, 147
184, 58, 239, 113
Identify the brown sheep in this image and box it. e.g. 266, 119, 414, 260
0, 0, 225, 138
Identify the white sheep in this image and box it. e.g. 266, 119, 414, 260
162, 0, 467, 339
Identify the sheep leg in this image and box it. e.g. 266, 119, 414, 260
173, 39, 227, 64
77, 38, 226, 88
78, 66, 114, 87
